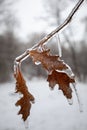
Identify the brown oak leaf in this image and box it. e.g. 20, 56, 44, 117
29, 49, 68, 73
47, 70, 75, 99
14, 69, 35, 121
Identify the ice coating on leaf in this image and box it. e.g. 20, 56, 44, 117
29, 47, 77, 106
64, 64, 75, 78
29, 49, 68, 73
29, 48, 75, 80
14, 61, 21, 77
56, 62, 75, 79
14, 61, 18, 76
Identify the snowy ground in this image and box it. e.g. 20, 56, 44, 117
0, 79, 87, 130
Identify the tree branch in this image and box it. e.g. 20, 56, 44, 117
15, 0, 84, 63
33, 0, 84, 49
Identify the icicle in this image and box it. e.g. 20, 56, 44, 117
55, 33, 62, 57
37, 45, 43, 52
24, 119, 29, 129
14, 61, 18, 75
67, 98, 73, 105
72, 83, 83, 112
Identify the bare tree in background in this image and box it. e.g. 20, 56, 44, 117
0, 0, 18, 30
0, 0, 19, 82
0, 0, 14, 21
82, 16, 87, 43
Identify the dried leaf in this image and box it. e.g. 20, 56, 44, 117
29, 49, 68, 73
14, 47, 75, 121
14, 68, 35, 121
47, 70, 75, 99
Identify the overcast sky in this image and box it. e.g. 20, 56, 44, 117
15, 0, 48, 40
15, 0, 87, 41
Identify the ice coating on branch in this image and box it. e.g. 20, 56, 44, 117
15, 50, 29, 62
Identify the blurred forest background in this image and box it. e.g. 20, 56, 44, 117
0, 0, 87, 83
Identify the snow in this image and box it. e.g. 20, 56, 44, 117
0, 79, 87, 130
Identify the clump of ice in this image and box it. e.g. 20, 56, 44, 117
35, 61, 41, 65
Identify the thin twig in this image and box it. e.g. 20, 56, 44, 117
15, 0, 84, 63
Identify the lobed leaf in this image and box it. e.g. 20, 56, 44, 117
47, 70, 75, 99
15, 68, 35, 121
29, 49, 68, 73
